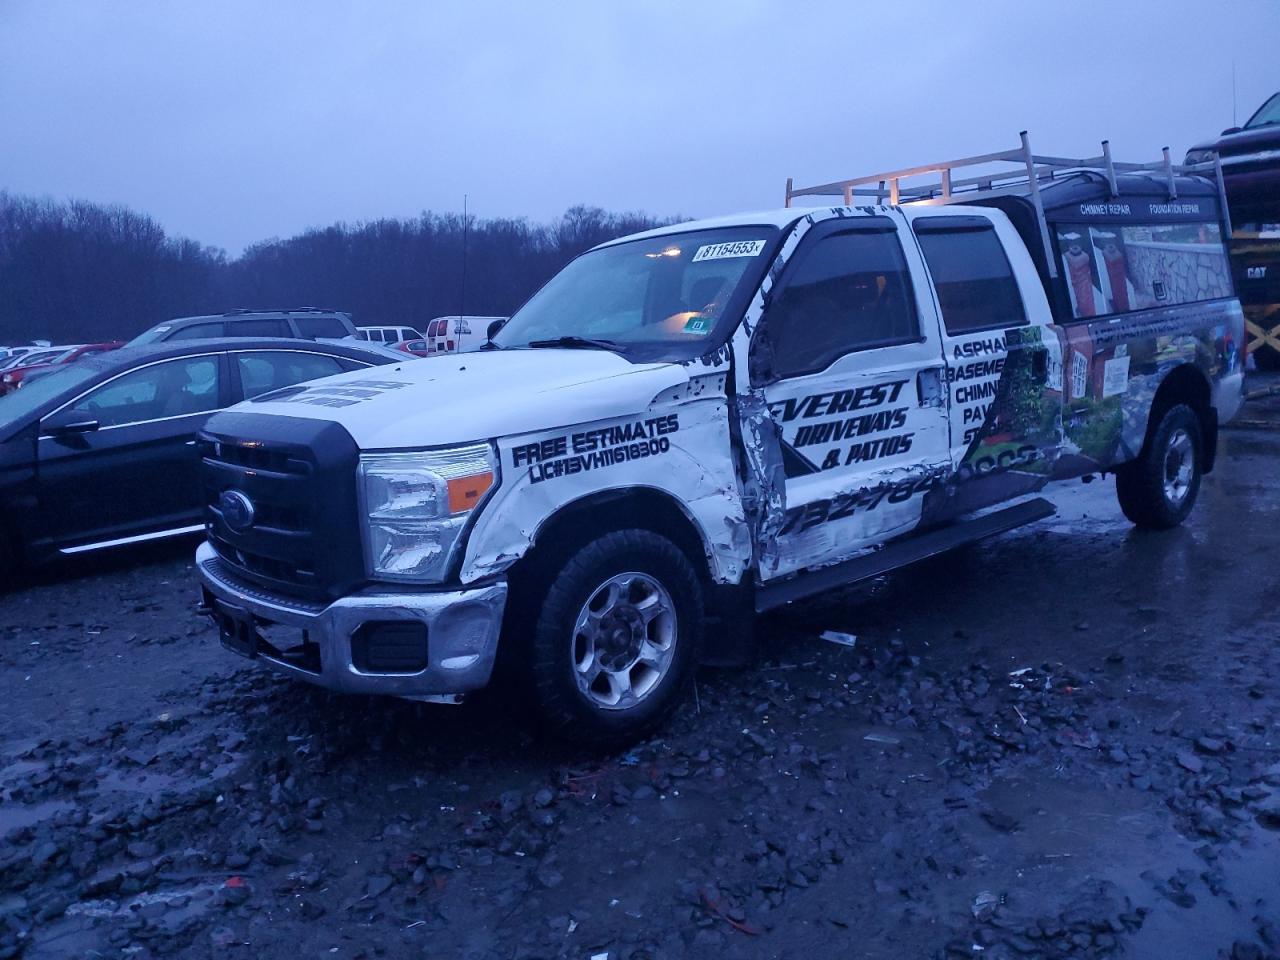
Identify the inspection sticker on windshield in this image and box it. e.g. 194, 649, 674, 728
692, 240, 766, 262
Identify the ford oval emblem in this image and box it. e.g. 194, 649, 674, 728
219, 490, 256, 533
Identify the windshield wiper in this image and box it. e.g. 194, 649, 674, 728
526, 335, 621, 351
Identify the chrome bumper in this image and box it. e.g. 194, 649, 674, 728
195, 541, 506, 699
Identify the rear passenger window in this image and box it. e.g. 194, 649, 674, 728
914, 221, 1027, 334
765, 224, 919, 379
231, 319, 291, 338
235, 351, 345, 400
293, 316, 348, 338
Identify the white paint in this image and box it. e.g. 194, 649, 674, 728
239, 350, 692, 449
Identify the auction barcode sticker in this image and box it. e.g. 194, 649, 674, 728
692, 240, 766, 262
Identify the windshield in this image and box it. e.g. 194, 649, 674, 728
1246, 93, 1280, 129
0, 363, 100, 435
494, 226, 778, 361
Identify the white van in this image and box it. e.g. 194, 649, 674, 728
425, 316, 506, 355
356, 325, 422, 345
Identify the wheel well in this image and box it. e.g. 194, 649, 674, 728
1146, 364, 1216, 471
515, 487, 713, 588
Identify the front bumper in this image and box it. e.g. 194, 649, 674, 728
195, 541, 506, 699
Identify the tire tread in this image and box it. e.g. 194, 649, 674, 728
528, 529, 702, 746
1115, 403, 1202, 529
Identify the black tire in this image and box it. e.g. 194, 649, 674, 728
1115, 403, 1203, 529
528, 529, 703, 745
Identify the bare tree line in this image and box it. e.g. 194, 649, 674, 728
0, 192, 680, 344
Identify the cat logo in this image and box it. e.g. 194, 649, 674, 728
1247, 266, 1268, 280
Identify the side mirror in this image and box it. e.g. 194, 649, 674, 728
42, 410, 100, 437
486, 319, 506, 342
1221, 126, 1242, 136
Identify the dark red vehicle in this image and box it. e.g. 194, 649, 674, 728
393, 338, 432, 357
0, 341, 125, 395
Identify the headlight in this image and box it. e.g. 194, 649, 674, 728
359, 443, 498, 583
1184, 149, 1216, 166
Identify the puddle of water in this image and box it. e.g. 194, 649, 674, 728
64, 881, 221, 921
974, 773, 1278, 954
0, 799, 74, 834
0, 758, 47, 783
91, 766, 183, 797
1119, 824, 1279, 958
28, 881, 223, 958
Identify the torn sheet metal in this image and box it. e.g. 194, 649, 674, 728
461, 374, 750, 585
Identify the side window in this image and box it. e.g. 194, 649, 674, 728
1052, 221, 1233, 319
293, 316, 349, 339
764, 225, 919, 379
235, 351, 345, 400
64, 356, 221, 427
168, 321, 224, 340
914, 221, 1027, 334
230, 318, 290, 338
355, 330, 370, 341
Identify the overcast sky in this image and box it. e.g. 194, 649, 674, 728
2, 0, 1277, 254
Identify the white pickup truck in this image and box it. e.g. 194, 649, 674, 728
196, 143, 1246, 742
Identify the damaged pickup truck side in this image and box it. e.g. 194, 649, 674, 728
196, 155, 1246, 742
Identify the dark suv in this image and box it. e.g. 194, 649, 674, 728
1186, 93, 1280, 367
130, 308, 357, 345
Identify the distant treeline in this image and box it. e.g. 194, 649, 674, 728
0, 191, 681, 344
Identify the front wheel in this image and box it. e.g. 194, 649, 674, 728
1115, 403, 1203, 529
529, 529, 703, 745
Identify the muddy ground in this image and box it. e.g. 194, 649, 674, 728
2, 381, 1278, 960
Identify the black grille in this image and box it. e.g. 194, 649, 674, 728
200, 412, 366, 601
200, 555, 326, 614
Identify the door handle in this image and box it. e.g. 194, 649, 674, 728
185, 440, 197, 446
917, 366, 945, 407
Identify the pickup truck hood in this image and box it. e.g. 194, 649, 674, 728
230, 349, 698, 449
1188, 123, 1280, 160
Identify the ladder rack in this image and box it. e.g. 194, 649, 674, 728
784, 131, 1232, 280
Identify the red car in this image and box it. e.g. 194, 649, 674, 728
0, 341, 125, 395
393, 338, 432, 357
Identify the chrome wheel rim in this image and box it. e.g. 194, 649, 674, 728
1162, 428, 1194, 506
571, 572, 677, 711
